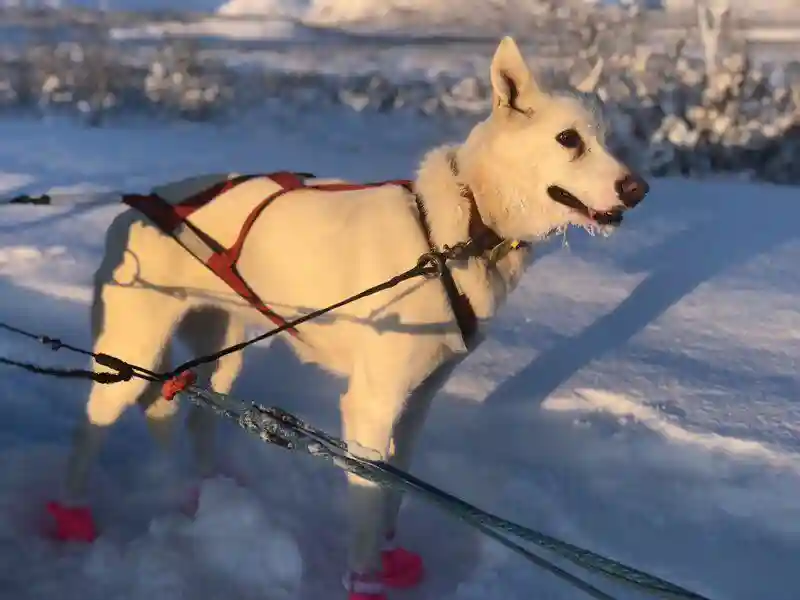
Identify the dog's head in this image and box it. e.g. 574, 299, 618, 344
460, 36, 649, 241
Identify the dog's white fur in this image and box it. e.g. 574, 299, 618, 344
61, 37, 645, 583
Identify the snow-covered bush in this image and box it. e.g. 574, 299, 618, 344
322, 47, 800, 185
1, 5, 798, 184
7, 38, 118, 125
0, 9, 233, 122
142, 41, 233, 120
634, 50, 800, 184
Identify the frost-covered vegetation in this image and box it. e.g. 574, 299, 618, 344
0, 2, 797, 183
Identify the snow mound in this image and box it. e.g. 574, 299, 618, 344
82, 477, 303, 600
111, 18, 297, 41
184, 477, 304, 596
217, 0, 310, 18
218, 0, 551, 32
303, 0, 466, 26
0, 444, 303, 600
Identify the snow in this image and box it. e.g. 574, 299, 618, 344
0, 105, 799, 600
217, 0, 309, 18
109, 18, 298, 41
216, 0, 543, 23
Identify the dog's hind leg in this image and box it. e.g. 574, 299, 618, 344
137, 346, 180, 452
50, 284, 185, 542
177, 307, 246, 480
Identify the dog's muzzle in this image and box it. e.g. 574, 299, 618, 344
547, 186, 625, 226
547, 174, 649, 226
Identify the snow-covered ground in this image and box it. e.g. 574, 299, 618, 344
0, 103, 798, 600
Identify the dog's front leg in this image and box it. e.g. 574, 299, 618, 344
339, 345, 450, 599
339, 353, 418, 600
340, 390, 397, 574
380, 359, 461, 540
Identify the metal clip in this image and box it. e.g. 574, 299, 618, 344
417, 251, 448, 279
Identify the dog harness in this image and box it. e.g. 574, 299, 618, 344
122, 170, 519, 348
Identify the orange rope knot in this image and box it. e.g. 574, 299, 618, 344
162, 370, 197, 401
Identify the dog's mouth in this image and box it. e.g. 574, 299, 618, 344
547, 185, 624, 227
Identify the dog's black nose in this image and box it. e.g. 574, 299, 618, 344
615, 173, 649, 208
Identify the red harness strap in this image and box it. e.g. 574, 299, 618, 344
123, 172, 413, 338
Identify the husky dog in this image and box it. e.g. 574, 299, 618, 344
49, 36, 647, 600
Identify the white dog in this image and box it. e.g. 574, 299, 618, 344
47, 36, 647, 600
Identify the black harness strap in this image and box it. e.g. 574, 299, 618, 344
412, 152, 529, 349
413, 194, 480, 346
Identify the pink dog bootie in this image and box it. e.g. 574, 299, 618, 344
380, 532, 424, 588
45, 501, 97, 543
343, 571, 387, 600
381, 545, 424, 588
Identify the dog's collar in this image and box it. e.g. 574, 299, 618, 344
412, 154, 525, 265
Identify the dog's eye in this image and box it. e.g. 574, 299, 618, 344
556, 129, 583, 150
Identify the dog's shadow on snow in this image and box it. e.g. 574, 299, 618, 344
481, 179, 800, 411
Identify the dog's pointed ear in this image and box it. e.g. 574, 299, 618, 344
490, 36, 539, 114
575, 58, 604, 94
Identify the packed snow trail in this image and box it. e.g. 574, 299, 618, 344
0, 112, 797, 599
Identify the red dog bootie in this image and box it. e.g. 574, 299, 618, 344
343, 571, 387, 600
46, 501, 97, 542
381, 546, 424, 588
381, 532, 424, 588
